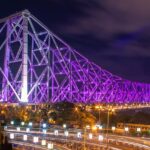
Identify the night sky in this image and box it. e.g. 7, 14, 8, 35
1, 0, 150, 83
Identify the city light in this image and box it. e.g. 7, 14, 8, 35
54, 130, 58, 136
41, 140, 46, 146
4, 126, 7, 130
23, 135, 27, 141
43, 129, 47, 134
77, 132, 82, 138
99, 125, 103, 130
17, 127, 20, 131
89, 133, 93, 139
137, 128, 141, 132
92, 126, 97, 131
64, 131, 69, 137
63, 124, 67, 128
98, 135, 104, 142
47, 143, 54, 149
86, 125, 90, 129
10, 133, 14, 139
26, 128, 30, 132
10, 121, 14, 125
33, 137, 39, 143
112, 126, 116, 131
42, 123, 47, 128
125, 127, 129, 132
21, 122, 25, 126
29, 122, 32, 127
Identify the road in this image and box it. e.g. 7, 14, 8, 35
4, 126, 150, 150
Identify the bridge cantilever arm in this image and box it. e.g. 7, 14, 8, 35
0, 67, 21, 102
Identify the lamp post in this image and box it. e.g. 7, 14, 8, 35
83, 125, 89, 150
106, 108, 115, 150
95, 105, 102, 125
83, 127, 86, 150
112, 126, 116, 134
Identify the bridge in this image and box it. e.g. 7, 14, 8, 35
0, 9, 150, 105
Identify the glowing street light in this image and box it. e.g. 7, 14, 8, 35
111, 126, 116, 132
77, 132, 82, 138
112, 126, 116, 131
43, 129, 47, 134
64, 131, 69, 137
54, 130, 58, 136
137, 128, 141, 132
4, 126, 7, 130
42, 123, 47, 128
86, 125, 90, 129
41, 140, 46, 146
21, 122, 25, 126
28, 122, 32, 127
63, 124, 67, 129
23, 135, 27, 141
10, 121, 14, 125
10, 133, 14, 139
92, 126, 97, 131
17, 127, 20, 131
125, 127, 129, 132
89, 133, 93, 139
47, 143, 54, 149
99, 125, 103, 130
33, 137, 39, 143
26, 128, 30, 132
98, 135, 104, 142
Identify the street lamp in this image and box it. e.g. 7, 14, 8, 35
10, 133, 14, 139
10, 121, 14, 125
137, 128, 141, 132
54, 130, 58, 136
47, 143, 54, 149
43, 129, 47, 134
23, 135, 27, 141
99, 125, 103, 130
41, 140, 46, 146
83, 126, 89, 150
124, 127, 129, 132
64, 131, 69, 137
63, 124, 67, 129
77, 132, 82, 138
95, 105, 102, 124
33, 136, 39, 143
106, 108, 115, 149
28, 122, 32, 127
17, 127, 20, 131
42, 123, 47, 128
26, 128, 30, 132
88, 133, 93, 139
92, 125, 97, 131
112, 126, 116, 133
98, 135, 104, 142
21, 122, 25, 126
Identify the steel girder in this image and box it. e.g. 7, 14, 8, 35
0, 10, 149, 104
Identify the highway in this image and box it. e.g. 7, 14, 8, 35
4, 126, 150, 150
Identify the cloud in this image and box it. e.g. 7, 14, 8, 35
54, 0, 150, 82
56, 0, 150, 57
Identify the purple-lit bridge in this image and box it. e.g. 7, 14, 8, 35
0, 10, 150, 106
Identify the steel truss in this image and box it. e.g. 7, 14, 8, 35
0, 10, 149, 104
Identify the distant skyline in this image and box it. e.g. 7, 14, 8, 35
1, 0, 150, 82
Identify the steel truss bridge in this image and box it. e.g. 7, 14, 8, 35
0, 10, 150, 105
